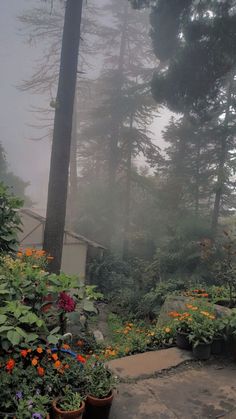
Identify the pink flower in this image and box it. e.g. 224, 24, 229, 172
57, 292, 76, 313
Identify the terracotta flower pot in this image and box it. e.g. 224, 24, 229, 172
176, 331, 192, 350
193, 342, 212, 360
83, 391, 114, 419
52, 400, 85, 419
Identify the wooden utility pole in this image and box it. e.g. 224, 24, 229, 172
43, 0, 83, 273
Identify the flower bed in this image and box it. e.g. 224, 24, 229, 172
0, 249, 114, 418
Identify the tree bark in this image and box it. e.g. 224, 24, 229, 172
67, 90, 79, 230
122, 115, 133, 259
211, 76, 233, 234
106, 1, 129, 247
43, 0, 83, 273
194, 137, 201, 217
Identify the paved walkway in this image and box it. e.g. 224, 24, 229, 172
108, 347, 193, 379
107, 349, 236, 419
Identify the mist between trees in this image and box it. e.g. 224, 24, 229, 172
5, 0, 236, 286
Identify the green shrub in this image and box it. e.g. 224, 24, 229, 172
0, 182, 23, 253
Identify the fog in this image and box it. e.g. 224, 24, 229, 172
0, 0, 169, 214
1, 0, 235, 257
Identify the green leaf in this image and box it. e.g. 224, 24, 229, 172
50, 326, 60, 335
47, 334, 59, 345
0, 325, 14, 333
25, 333, 38, 343
0, 315, 7, 324
83, 299, 97, 314
15, 327, 27, 338
7, 330, 21, 346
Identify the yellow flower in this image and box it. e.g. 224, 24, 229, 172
165, 327, 171, 333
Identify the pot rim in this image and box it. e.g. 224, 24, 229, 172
193, 340, 213, 347
52, 399, 85, 414
87, 389, 114, 402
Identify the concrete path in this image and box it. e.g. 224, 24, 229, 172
110, 362, 236, 419
108, 347, 193, 379
107, 349, 236, 419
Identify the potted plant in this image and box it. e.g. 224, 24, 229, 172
226, 309, 236, 358
83, 362, 117, 419
188, 311, 215, 360
211, 318, 228, 355
169, 311, 192, 350
16, 393, 50, 419
52, 388, 85, 419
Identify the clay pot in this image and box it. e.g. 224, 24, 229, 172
52, 400, 85, 419
193, 342, 212, 360
176, 331, 192, 350
83, 391, 114, 419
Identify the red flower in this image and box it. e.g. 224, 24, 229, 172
20, 349, 28, 358
57, 292, 76, 313
37, 366, 45, 377
6, 358, 15, 372
76, 354, 86, 364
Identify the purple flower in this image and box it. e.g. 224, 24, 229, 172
32, 414, 43, 419
16, 391, 23, 400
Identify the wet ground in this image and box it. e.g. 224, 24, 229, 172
110, 359, 236, 419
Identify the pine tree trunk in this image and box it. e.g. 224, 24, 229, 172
211, 76, 233, 234
43, 0, 83, 273
68, 91, 79, 230
194, 138, 201, 217
122, 115, 133, 259
106, 0, 129, 247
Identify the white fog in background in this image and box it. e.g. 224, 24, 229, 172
0, 0, 171, 214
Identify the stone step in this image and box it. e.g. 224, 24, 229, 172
108, 347, 193, 380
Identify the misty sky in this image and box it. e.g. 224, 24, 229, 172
0, 0, 171, 214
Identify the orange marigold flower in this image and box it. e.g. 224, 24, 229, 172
17, 252, 23, 258
6, 359, 15, 372
168, 311, 180, 318
37, 366, 45, 377
36, 347, 43, 354
62, 344, 70, 350
54, 360, 61, 369
25, 248, 33, 257
32, 358, 38, 366
52, 353, 58, 361
64, 364, 70, 369
21, 350, 28, 358
36, 250, 46, 258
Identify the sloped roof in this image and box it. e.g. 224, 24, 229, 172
19, 208, 106, 249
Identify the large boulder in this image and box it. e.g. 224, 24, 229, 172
157, 295, 232, 327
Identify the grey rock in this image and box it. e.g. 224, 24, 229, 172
93, 329, 104, 343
